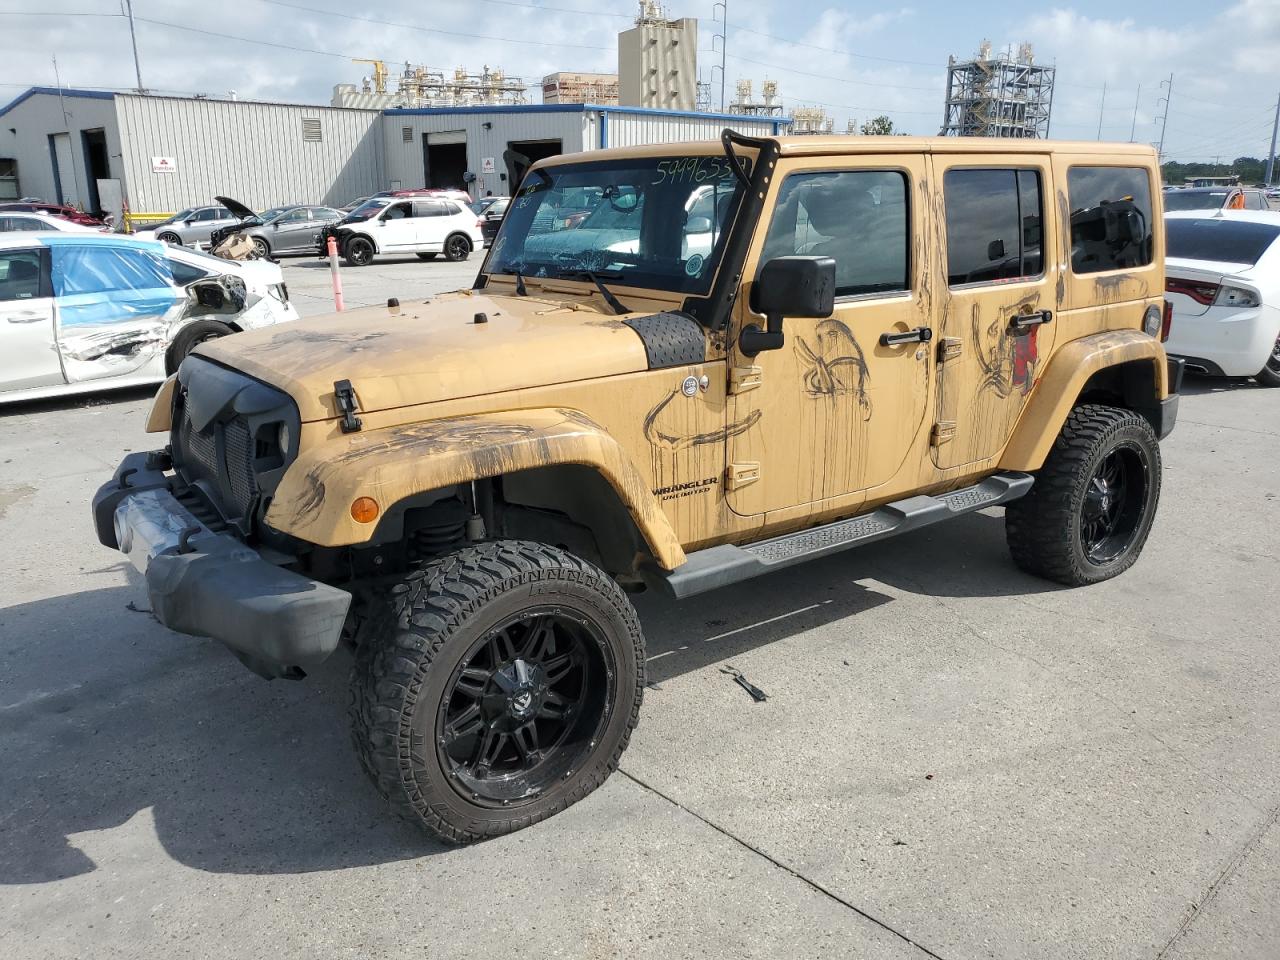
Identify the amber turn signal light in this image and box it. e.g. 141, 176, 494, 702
350, 496, 380, 523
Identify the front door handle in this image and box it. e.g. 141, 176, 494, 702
1010, 310, 1052, 332
6, 312, 46, 324
879, 326, 933, 347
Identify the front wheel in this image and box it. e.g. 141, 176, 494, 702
349, 541, 645, 844
165, 319, 230, 374
156, 231, 182, 246
344, 236, 375, 266
1254, 335, 1280, 387
443, 233, 472, 262
1005, 404, 1162, 586
250, 237, 270, 259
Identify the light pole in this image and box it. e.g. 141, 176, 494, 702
124, 0, 145, 93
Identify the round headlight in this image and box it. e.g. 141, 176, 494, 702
277, 421, 292, 454
1142, 305, 1161, 338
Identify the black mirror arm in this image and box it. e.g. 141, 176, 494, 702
738, 311, 785, 357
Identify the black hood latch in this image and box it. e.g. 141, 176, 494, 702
334, 379, 363, 433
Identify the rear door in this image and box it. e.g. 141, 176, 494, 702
930, 156, 1059, 470
0, 246, 62, 392
413, 200, 451, 249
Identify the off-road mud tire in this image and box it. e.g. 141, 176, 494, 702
165, 320, 231, 374
344, 236, 375, 266
349, 541, 645, 844
1005, 404, 1162, 586
443, 233, 472, 262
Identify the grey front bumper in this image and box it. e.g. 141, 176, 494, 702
92, 453, 351, 679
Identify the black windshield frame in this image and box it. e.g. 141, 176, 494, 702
478, 155, 750, 297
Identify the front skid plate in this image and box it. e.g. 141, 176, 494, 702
656, 472, 1034, 599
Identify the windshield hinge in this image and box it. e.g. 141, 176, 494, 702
937, 337, 963, 363
334, 379, 363, 433
931, 421, 956, 446
727, 461, 761, 490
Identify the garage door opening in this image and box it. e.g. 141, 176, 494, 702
504, 139, 563, 192
80, 129, 110, 217
424, 132, 468, 192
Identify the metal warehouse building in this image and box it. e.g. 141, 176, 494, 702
0, 87, 788, 223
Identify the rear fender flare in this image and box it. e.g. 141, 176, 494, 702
1000, 330, 1169, 471
264, 407, 687, 569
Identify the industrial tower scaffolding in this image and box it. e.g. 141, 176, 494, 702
941, 41, 1055, 138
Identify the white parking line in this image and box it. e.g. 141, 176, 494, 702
646, 600, 834, 661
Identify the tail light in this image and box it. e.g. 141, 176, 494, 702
1161, 300, 1173, 342
1165, 277, 1219, 305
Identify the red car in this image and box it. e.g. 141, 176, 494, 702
0, 201, 104, 226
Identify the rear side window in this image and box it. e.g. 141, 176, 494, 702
0, 248, 45, 301
1165, 218, 1280, 265
944, 168, 1043, 285
1067, 166, 1154, 274
759, 170, 909, 297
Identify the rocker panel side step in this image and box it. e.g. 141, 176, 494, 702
655, 471, 1034, 599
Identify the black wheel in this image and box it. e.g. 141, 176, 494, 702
156, 231, 182, 246
416, 252, 438, 261
1005, 404, 1162, 586
165, 319, 230, 374
250, 236, 270, 259
443, 233, 472, 262
350, 541, 644, 844
1255, 335, 1280, 387
344, 236, 375, 266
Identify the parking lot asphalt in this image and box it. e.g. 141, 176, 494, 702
1, 254, 1278, 960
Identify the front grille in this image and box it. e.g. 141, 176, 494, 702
176, 403, 258, 519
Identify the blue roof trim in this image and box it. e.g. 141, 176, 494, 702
382, 101, 793, 125
0, 86, 115, 119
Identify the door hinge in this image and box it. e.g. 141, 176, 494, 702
334, 379, 363, 433
726, 461, 760, 490
931, 421, 956, 446
937, 337, 963, 363
728, 364, 763, 395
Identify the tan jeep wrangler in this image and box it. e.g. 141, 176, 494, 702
93, 132, 1180, 843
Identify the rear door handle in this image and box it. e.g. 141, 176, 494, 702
879, 326, 933, 347
6, 311, 46, 324
1010, 310, 1052, 332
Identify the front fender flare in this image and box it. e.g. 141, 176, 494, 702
1000, 330, 1169, 471
264, 407, 687, 569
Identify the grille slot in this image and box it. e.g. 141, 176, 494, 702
223, 419, 256, 514
175, 404, 258, 521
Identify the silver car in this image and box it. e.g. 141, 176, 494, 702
235, 205, 345, 257
145, 205, 242, 247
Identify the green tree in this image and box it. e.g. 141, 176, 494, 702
861, 115, 895, 136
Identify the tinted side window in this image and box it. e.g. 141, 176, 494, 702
0, 249, 45, 301
168, 259, 209, 285
944, 168, 1043, 286
759, 170, 909, 297
1067, 166, 1154, 273
383, 202, 413, 220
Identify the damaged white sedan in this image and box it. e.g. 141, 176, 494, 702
0, 233, 297, 405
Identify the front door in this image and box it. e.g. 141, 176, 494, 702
930, 156, 1058, 470
726, 157, 932, 516
0, 246, 61, 393
377, 201, 416, 251
271, 208, 314, 252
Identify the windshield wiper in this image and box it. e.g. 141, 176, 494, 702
513, 270, 527, 296
563, 270, 630, 315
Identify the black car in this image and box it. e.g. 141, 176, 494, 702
480, 197, 510, 246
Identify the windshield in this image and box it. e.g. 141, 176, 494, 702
484, 155, 747, 295
259, 206, 292, 223
1164, 191, 1229, 211
1166, 217, 1280, 265
345, 198, 391, 221
167, 208, 195, 224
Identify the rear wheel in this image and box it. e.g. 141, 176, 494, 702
416, 252, 438, 261
1005, 404, 1161, 586
443, 233, 472, 262
349, 541, 644, 843
344, 236, 375, 266
1254, 335, 1280, 387
165, 319, 230, 374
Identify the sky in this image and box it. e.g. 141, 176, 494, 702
1, 0, 1278, 164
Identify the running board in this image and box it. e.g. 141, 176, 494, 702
654, 471, 1034, 599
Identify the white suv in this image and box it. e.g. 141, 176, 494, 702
334, 198, 484, 266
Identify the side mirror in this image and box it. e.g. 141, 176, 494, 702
1105, 205, 1145, 245
987, 238, 1006, 261
740, 256, 835, 357
686, 215, 713, 233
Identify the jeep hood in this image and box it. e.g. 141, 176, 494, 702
193, 292, 656, 422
